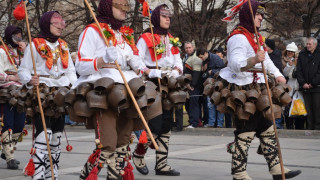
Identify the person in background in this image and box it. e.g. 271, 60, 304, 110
283, 42, 306, 129
197, 48, 225, 128
296, 37, 320, 130
184, 42, 203, 128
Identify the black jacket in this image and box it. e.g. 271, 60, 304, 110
296, 45, 320, 92
202, 52, 225, 79
268, 48, 283, 75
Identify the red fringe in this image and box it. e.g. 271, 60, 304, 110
88, 149, 101, 164
85, 166, 98, 180
123, 160, 134, 180
139, 130, 148, 144
23, 159, 35, 177
13, 2, 25, 20
142, 1, 150, 17
135, 143, 147, 155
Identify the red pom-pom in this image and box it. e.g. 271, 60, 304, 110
139, 0, 145, 4
123, 160, 134, 180
29, 148, 36, 155
139, 130, 148, 144
66, 145, 73, 152
13, 2, 25, 21
23, 158, 35, 176
88, 149, 101, 164
85, 166, 99, 180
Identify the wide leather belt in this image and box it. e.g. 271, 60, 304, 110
147, 66, 172, 71
5, 71, 17, 75
102, 63, 131, 71
32, 73, 65, 79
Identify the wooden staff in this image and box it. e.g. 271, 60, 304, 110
247, 0, 286, 179
146, 2, 162, 91
23, 2, 55, 179
0, 36, 18, 72
84, 0, 158, 150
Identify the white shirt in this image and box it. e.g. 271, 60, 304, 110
0, 48, 22, 87
72, 27, 144, 89
219, 34, 283, 86
18, 40, 77, 88
136, 35, 183, 73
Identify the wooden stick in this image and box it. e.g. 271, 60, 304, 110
23, 2, 55, 179
0, 36, 18, 72
247, 1, 286, 179
84, 0, 158, 150
147, 2, 162, 91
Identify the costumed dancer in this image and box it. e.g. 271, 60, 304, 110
0, 25, 26, 169
73, 0, 147, 179
219, 1, 301, 179
132, 4, 182, 176
18, 11, 77, 179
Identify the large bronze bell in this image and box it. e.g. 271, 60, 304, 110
108, 84, 128, 109
245, 89, 260, 102
86, 90, 108, 110
145, 86, 157, 106
217, 101, 227, 113
237, 107, 251, 121
73, 99, 94, 118
94, 77, 114, 93
226, 97, 237, 113
162, 98, 173, 111
231, 90, 246, 106
244, 102, 256, 115
53, 87, 69, 107
203, 78, 214, 87
221, 88, 231, 101
214, 81, 224, 91
256, 95, 270, 112
210, 91, 222, 105
65, 89, 76, 105
128, 78, 146, 97
137, 94, 148, 110
280, 92, 291, 106
143, 92, 162, 121
203, 84, 214, 97
168, 76, 178, 89
76, 83, 92, 98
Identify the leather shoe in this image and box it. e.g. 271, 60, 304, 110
273, 170, 302, 180
7, 159, 19, 169
1, 153, 20, 165
155, 168, 180, 176
136, 166, 149, 175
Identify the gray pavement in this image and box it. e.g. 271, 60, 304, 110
1, 125, 319, 180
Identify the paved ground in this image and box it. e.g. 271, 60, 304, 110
1, 125, 319, 180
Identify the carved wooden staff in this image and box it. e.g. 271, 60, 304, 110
23, 1, 55, 179
247, 0, 286, 179
84, 0, 158, 150
146, 1, 162, 92
0, 36, 18, 72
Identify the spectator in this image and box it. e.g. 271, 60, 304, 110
184, 42, 203, 128
265, 39, 283, 74
213, 48, 233, 128
197, 48, 225, 128
283, 42, 306, 129
296, 37, 320, 130
265, 39, 284, 129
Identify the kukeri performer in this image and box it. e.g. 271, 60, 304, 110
218, 1, 301, 179
132, 4, 182, 176
18, 11, 77, 179
72, 0, 149, 179
0, 25, 26, 169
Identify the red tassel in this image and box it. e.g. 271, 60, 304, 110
142, 1, 150, 17
13, 2, 25, 21
88, 149, 101, 164
23, 158, 35, 177
85, 166, 98, 180
139, 130, 148, 144
123, 160, 134, 180
23, 128, 28, 136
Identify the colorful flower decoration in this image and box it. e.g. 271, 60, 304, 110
155, 41, 166, 55
169, 37, 182, 47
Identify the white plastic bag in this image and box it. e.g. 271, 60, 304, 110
288, 91, 307, 117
